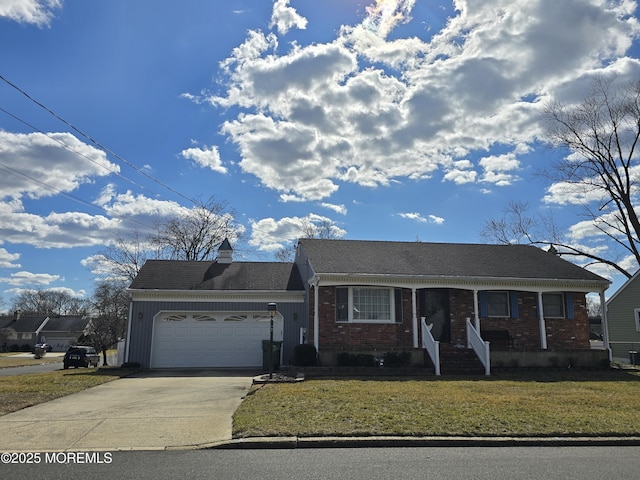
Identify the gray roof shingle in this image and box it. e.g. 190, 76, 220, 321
129, 261, 304, 291
297, 239, 610, 283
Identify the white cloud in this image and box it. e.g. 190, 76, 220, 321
320, 202, 347, 215
249, 214, 346, 252
479, 153, 521, 186
399, 212, 445, 224
180, 145, 227, 174
0, 248, 20, 269
200, 0, 639, 202
0, 271, 60, 287
269, 0, 308, 35
0, 0, 61, 27
0, 131, 119, 201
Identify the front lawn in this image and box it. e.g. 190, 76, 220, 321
233, 370, 640, 438
0, 368, 136, 416
0, 353, 61, 368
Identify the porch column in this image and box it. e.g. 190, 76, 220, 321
473, 289, 480, 331
537, 291, 548, 350
600, 289, 611, 361
411, 287, 418, 348
313, 281, 320, 350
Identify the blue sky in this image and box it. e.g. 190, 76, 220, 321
1, 0, 639, 311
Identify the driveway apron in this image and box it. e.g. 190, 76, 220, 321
0, 370, 255, 451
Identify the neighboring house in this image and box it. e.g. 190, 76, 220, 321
125, 240, 306, 369
38, 316, 91, 352
125, 239, 611, 372
606, 269, 640, 363
295, 239, 611, 371
0, 311, 48, 351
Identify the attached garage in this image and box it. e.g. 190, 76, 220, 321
151, 312, 283, 368
125, 241, 306, 369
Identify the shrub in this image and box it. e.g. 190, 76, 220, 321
337, 352, 376, 367
383, 351, 411, 368
293, 344, 317, 366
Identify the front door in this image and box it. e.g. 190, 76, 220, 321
421, 289, 451, 343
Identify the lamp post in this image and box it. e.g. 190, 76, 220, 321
267, 302, 277, 379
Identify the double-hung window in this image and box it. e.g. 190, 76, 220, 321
486, 291, 510, 317
335, 287, 398, 323
542, 293, 566, 318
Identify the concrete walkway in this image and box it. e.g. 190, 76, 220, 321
0, 370, 256, 452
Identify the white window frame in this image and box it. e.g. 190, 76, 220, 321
486, 291, 510, 318
635, 308, 640, 332
542, 293, 566, 319
335, 287, 396, 323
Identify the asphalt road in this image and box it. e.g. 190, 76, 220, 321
2, 447, 640, 479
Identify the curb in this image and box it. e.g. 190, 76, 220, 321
210, 435, 640, 449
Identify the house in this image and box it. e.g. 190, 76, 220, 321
38, 316, 92, 352
124, 239, 611, 372
605, 269, 640, 364
0, 312, 91, 352
0, 311, 48, 351
125, 241, 306, 369
295, 239, 611, 372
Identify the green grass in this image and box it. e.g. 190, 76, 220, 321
0, 368, 137, 416
233, 370, 640, 438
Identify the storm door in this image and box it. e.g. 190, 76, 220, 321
420, 289, 451, 343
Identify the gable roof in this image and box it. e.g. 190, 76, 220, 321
129, 260, 304, 292
40, 316, 90, 333
606, 267, 640, 305
297, 239, 610, 286
0, 314, 48, 333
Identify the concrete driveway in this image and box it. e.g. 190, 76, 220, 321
0, 369, 256, 452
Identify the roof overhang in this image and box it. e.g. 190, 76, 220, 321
310, 273, 610, 293
128, 288, 306, 303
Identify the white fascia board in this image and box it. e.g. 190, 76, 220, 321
128, 289, 305, 303
606, 268, 640, 306
314, 273, 610, 293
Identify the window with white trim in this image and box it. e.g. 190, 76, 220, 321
635, 308, 640, 332
335, 287, 396, 323
486, 291, 510, 317
542, 293, 566, 318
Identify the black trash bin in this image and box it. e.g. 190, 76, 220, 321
629, 351, 638, 366
262, 340, 283, 371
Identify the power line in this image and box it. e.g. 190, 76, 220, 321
0, 106, 162, 199
0, 161, 155, 230
0, 74, 198, 206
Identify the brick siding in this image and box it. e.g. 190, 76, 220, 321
309, 286, 590, 352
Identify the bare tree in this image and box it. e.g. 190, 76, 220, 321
149, 197, 242, 261
11, 289, 89, 316
99, 229, 148, 283
85, 279, 129, 366
97, 197, 243, 281
483, 77, 640, 278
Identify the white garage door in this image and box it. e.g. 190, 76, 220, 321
151, 312, 283, 368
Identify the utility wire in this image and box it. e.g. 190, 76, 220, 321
0, 106, 162, 199
0, 161, 155, 230
0, 74, 198, 206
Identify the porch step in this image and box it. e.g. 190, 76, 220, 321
435, 344, 486, 375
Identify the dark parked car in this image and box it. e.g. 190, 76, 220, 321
63, 346, 100, 369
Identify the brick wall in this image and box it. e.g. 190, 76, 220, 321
309, 286, 591, 352
310, 286, 414, 351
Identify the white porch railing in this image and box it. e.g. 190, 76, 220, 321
421, 317, 440, 376
466, 318, 491, 375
